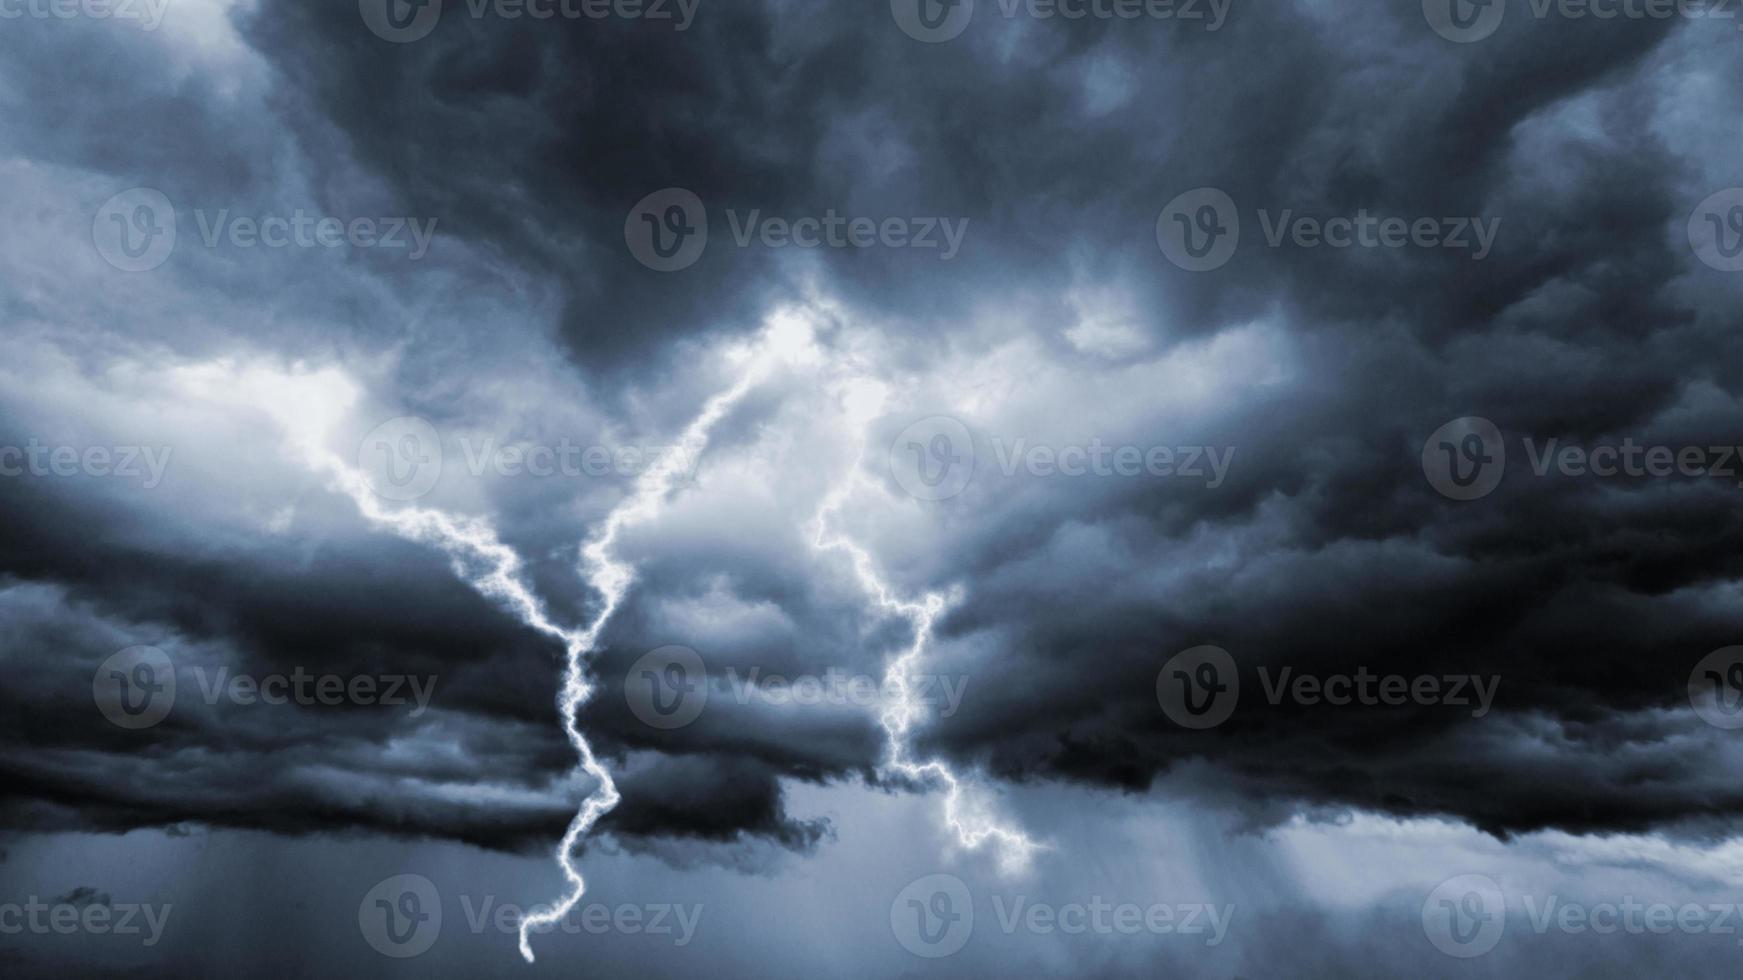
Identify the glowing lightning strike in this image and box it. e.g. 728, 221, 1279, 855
516, 314, 815, 963
810, 384, 1040, 874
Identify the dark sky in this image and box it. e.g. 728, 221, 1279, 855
3, 0, 1743, 976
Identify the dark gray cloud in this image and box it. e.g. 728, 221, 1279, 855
3, 7, 1743, 978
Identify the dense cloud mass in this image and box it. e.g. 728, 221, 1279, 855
3, 0, 1743, 975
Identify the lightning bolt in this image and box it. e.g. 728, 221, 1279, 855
516, 313, 814, 962
810, 380, 1040, 874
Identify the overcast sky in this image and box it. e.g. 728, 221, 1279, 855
4, 0, 1743, 976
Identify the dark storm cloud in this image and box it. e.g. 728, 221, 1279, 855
3, 0, 1743, 872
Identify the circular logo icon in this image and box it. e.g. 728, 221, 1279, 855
889, 416, 975, 502
625, 645, 708, 730
93, 646, 176, 730
93, 188, 176, 273
1422, 417, 1505, 501
891, 874, 973, 958
626, 188, 709, 272
1689, 647, 1743, 730
1157, 188, 1239, 272
1157, 645, 1239, 730
359, 417, 443, 502
890, 0, 974, 42
359, 0, 442, 43
1688, 189, 1743, 273
359, 874, 442, 957
1422, 874, 1505, 958
1422, 0, 1505, 43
